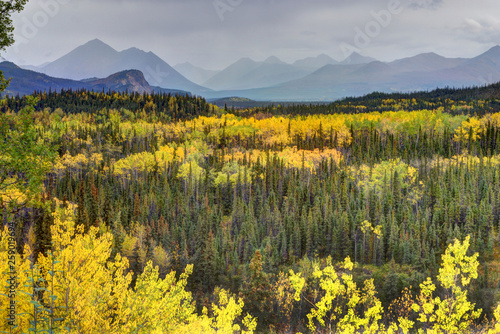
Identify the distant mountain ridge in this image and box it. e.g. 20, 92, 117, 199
293, 54, 339, 69
40, 39, 210, 95
9, 40, 500, 101
202, 57, 314, 90
201, 53, 378, 91
173, 62, 219, 86
341, 52, 377, 65
0, 61, 189, 97
37, 39, 381, 98
204, 46, 500, 101
389, 52, 467, 73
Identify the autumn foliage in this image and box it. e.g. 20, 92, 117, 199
3, 90, 500, 332
0, 202, 256, 333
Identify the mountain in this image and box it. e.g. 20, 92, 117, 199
385, 46, 500, 91
341, 52, 377, 65
263, 56, 286, 65
203, 57, 311, 90
293, 54, 339, 69
445, 45, 500, 84
20, 63, 49, 72
41, 39, 210, 95
9, 42, 500, 101
1, 61, 92, 96
86, 70, 153, 94
389, 52, 466, 73
205, 46, 500, 101
173, 62, 219, 85
41, 39, 117, 79
0, 61, 189, 97
202, 58, 260, 90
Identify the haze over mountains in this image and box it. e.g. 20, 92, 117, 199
39, 39, 210, 95
213, 47, 500, 101
173, 62, 219, 86
0, 61, 188, 97
202, 56, 313, 90
5, 39, 500, 101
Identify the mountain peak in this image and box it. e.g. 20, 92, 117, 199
342, 52, 376, 65
123, 46, 144, 53
88, 38, 104, 43
41, 39, 207, 93
81, 39, 116, 51
0, 61, 20, 69
293, 54, 338, 68
406, 52, 446, 62
89, 69, 153, 94
317, 53, 335, 61
421, 52, 440, 57
237, 57, 257, 64
264, 56, 284, 64
483, 45, 500, 55
468, 45, 500, 63
62, 39, 118, 59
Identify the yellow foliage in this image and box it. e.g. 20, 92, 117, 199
53, 152, 103, 174
272, 272, 297, 330
288, 236, 494, 333
431, 153, 500, 171
113, 141, 209, 176
454, 117, 483, 143
151, 244, 170, 274
412, 236, 481, 333
353, 158, 421, 202
0, 225, 32, 331
290, 257, 385, 333
178, 160, 205, 182
0, 178, 28, 205
0, 202, 256, 334
276, 147, 343, 171
488, 304, 500, 334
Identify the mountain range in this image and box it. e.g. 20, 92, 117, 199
0, 61, 188, 97
173, 62, 219, 86
208, 47, 500, 101
4, 39, 500, 101
39, 39, 210, 95
202, 56, 313, 90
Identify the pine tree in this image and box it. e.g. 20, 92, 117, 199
241, 250, 271, 331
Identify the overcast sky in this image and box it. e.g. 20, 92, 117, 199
3, 0, 500, 70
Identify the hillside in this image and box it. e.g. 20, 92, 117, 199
0, 61, 190, 96
40, 39, 210, 95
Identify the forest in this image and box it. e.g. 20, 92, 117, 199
3, 89, 500, 333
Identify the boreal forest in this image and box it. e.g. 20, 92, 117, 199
3, 88, 500, 333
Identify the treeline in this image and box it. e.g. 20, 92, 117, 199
4, 86, 500, 121
236, 83, 500, 117
342, 82, 500, 104
0, 89, 217, 120
3, 92, 500, 332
